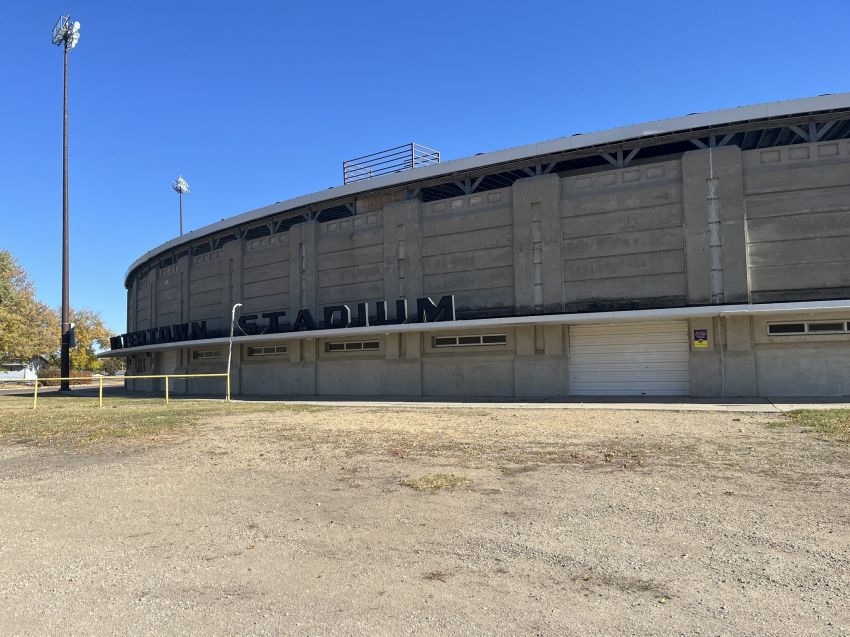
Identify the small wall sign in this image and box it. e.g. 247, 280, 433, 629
693, 329, 708, 348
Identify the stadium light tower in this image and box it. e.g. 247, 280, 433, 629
52, 15, 81, 392
172, 175, 190, 236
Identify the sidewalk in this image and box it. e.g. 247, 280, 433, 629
235, 395, 850, 413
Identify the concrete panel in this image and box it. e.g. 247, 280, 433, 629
421, 207, 513, 237
724, 351, 757, 397
241, 362, 316, 396
515, 326, 534, 356
243, 277, 288, 300
243, 245, 289, 269
188, 274, 225, 293
190, 289, 223, 308
745, 186, 850, 220
746, 210, 850, 242
564, 250, 685, 282
744, 162, 850, 195
422, 246, 513, 275
748, 236, 850, 268
514, 358, 567, 397
448, 287, 516, 315
316, 281, 384, 307
241, 294, 289, 315
562, 204, 682, 238
565, 274, 686, 305
422, 266, 513, 293
422, 358, 514, 397
317, 243, 383, 270
421, 225, 511, 256
724, 316, 752, 352
318, 262, 383, 287
564, 227, 684, 259
749, 263, 850, 293
562, 182, 682, 216
755, 345, 850, 396
318, 227, 383, 254
243, 262, 290, 284
381, 360, 422, 396
317, 359, 384, 395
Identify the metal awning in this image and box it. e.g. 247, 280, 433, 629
100, 299, 850, 357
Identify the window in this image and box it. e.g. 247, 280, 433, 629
768, 321, 849, 335
767, 323, 805, 335
806, 322, 845, 333
433, 334, 507, 347
325, 340, 380, 352
247, 345, 288, 357
193, 350, 221, 360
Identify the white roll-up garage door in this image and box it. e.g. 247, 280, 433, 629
569, 321, 690, 396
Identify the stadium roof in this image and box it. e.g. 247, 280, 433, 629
126, 92, 850, 285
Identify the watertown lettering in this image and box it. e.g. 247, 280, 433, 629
109, 295, 455, 351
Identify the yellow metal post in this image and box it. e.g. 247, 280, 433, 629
32, 380, 38, 410
165, 375, 169, 405
99, 377, 103, 408
226, 373, 231, 403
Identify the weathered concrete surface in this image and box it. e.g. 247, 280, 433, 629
124, 135, 850, 398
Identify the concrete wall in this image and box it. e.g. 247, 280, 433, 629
125, 138, 850, 397
562, 160, 686, 311
743, 140, 850, 302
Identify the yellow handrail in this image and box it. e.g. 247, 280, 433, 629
0, 373, 230, 409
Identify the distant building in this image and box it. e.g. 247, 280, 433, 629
107, 94, 850, 398
0, 357, 48, 381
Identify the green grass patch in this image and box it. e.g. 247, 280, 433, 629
0, 395, 326, 445
773, 409, 850, 443
401, 473, 471, 491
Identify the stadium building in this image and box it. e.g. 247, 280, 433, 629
107, 94, 850, 398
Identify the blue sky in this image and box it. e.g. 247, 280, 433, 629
1, 1, 848, 333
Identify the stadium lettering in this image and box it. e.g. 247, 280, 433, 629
109, 295, 456, 350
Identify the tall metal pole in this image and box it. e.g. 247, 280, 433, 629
179, 190, 183, 236
60, 42, 71, 391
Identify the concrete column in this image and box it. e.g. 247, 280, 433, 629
682, 146, 749, 305
382, 199, 422, 302
688, 317, 721, 397
288, 220, 318, 317
723, 315, 757, 396
178, 251, 191, 325
222, 239, 242, 321
512, 175, 563, 314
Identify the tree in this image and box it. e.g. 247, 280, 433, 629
98, 356, 126, 376
67, 308, 114, 372
0, 250, 59, 363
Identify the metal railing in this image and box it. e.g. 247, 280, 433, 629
0, 373, 231, 409
343, 142, 440, 184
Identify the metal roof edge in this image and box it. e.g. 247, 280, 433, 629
100, 298, 850, 358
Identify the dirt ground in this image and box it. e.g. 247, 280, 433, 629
0, 404, 848, 636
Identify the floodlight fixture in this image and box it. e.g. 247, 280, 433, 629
172, 175, 190, 194
172, 175, 190, 235
52, 16, 80, 50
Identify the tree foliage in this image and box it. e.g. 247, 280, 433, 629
67, 308, 113, 372
0, 250, 59, 363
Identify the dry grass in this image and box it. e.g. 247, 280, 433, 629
0, 395, 325, 445
401, 473, 471, 491
775, 409, 850, 443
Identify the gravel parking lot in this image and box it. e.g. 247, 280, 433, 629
0, 401, 848, 636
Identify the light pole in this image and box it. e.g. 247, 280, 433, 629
52, 15, 81, 391
226, 303, 242, 402
172, 175, 190, 236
